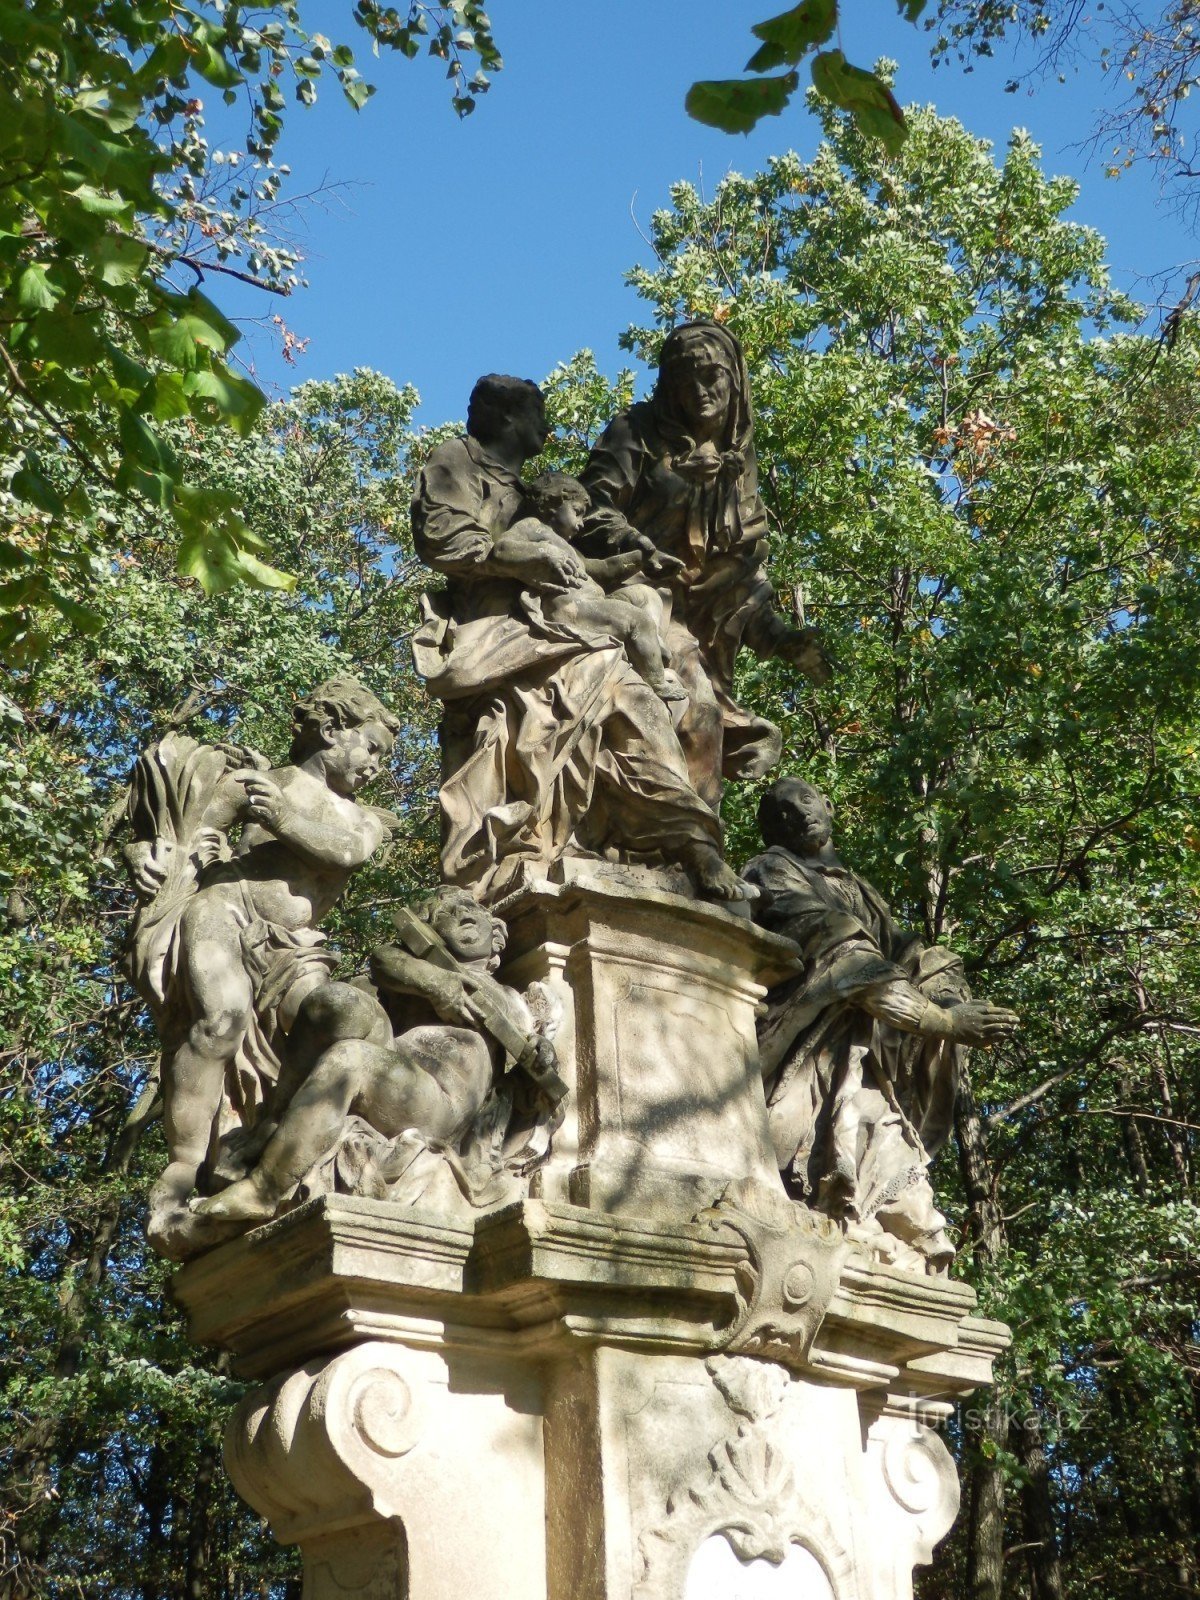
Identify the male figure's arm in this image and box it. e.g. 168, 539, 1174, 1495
413, 440, 585, 592
370, 944, 476, 1025
412, 441, 494, 576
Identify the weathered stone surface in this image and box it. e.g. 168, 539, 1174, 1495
192, 1193, 1001, 1599
122, 677, 401, 1259
173, 868, 1006, 1598
498, 870, 798, 1216
745, 777, 1019, 1274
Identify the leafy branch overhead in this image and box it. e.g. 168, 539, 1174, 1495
0, 2, 500, 660
686, 0, 915, 147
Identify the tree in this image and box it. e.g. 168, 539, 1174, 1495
4, 92, 1200, 1599
0, 366, 440, 1597
686, 0, 1200, 229
624, 96, 1200, 1596
0, 1, 499, 658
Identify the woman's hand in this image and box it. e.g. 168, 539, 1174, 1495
776, 627, 834, 687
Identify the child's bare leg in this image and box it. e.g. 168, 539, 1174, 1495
271, 981, 390, 1119
194, 1039, 380, 1220
195, 1028, 482, 1222
152, 897, 254, 1223
613, 602, 687, 702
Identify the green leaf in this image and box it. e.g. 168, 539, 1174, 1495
16, 263, 62, 312
93, 232, 149, 287
175, 522, 295, 595
747, 0, 838, 71
48, 590, 103, 633
193, 42, 243, 90
810, 50, 908, 153
149, 289, 241, 369
144, 371, 191, 421
118, 408, 175, 473
685, 72, 800, 134
68, 184, 135, 223
11, 466, 66, 516
0, 540, 35, 573
183, 365, 265, 432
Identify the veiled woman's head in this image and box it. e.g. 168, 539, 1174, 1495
654, 323, 752, 447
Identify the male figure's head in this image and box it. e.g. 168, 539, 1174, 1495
290, 677, 399, 796
523, 471, 589, 539
758, 777, 835, 857
416, 885, 506, 970
467, 374, 549, 466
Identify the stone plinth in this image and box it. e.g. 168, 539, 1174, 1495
173, 878, 1008, 1600
177, 1196, 1007, 1600
497, 869, 799, 1214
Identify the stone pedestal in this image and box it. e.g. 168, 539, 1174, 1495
174, 879, 1008, 1600
497, 869, 799, 1214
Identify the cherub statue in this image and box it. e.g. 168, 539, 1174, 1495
743, 778, 1019, 1273
192, 886, 566, 1224
512, 471, 686, 704
123, 677, 399, 1257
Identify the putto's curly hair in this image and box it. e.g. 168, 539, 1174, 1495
467, 373, 543, 444
289, 676, 401, 761
523, 471, 590, 519
416, 885, 507, 970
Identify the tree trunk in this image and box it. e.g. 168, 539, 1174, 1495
183, 1436, 219, 1600
955, 1063, 1011, 1599
1013, 1405, 1064, 1600
965, 1388, 1010, 1600
1116, 1070, 1149, 1193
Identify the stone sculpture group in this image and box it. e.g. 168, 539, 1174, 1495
124, 321, 1016, 1274
121, 326, 1022, 1600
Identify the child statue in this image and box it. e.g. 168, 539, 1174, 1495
122, 676, 399, 1257
191, 887, 566, 1225
512, 471, 685, 703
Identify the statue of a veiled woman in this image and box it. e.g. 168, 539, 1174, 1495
582, 322, 831, 810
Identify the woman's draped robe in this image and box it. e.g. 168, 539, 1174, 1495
410, 433, 723, 898
580, 327, 798, 810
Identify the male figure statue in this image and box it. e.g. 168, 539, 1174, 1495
743, 777, 1018, 1271
410, 372, 749, 903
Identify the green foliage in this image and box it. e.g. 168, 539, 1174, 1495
687, 0, 922, 149
688, 0, 1200, 214
0, 369, 436, 1596
0, 1, 502, 659
3, 98, 1200, 1599
626, 102, 1200, 1594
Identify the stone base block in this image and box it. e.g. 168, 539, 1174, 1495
497, 872, 798, 1216
180, 1196, 1008, 1600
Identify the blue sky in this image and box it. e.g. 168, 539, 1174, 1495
219, 1, 1200, 425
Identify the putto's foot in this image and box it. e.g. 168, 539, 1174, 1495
189, 1176, 278, 1224
685, 846, 760, 904
652, 672, 689, 704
